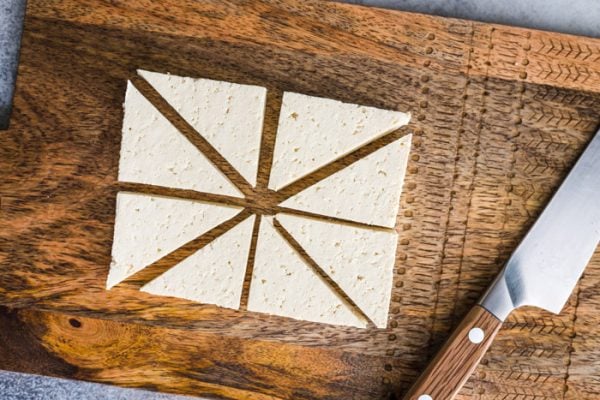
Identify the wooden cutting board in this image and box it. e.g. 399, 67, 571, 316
1, 1, 600, 399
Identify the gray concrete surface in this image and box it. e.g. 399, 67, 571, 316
0, 0, 25, 129
0, 371, 200, 400
345, 0, 600, 38
1, 0, 599, 398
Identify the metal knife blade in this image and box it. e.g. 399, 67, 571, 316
481, 127, 600, 320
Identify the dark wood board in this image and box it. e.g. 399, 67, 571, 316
1, 0, 600, 399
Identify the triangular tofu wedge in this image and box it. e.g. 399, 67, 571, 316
268, 92, 410, 190
139, 70, 266, 186
280, 136, 412, 228
247, 217, 367, 328
140, 215, 256, 308
276, 214, 398, 328
119, 81, 242, 197
107, 192, 241, 288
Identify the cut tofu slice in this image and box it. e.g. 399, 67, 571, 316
247, 217, 367, 328
268, 92, 411, 190
279, 135, 412, 228
276, 213, 398, 328
139, 70, 266, 186
140, 215, 256, 309
107, 192, 241, 289
119, 81, 242, 197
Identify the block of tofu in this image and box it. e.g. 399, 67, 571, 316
106, 192, 241, 289
141, 215, 255, 308
139, 70, 266, 186
112, 73, 412, 328
280, 135, 412, 228
268, 92, 410, 190
247, 217, 367, 328
276, 213, 398, 328
119, 81, 242, 197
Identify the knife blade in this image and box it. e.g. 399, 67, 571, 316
404, 126, 600, 400
481, 126, 600, 321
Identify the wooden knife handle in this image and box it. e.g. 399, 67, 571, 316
403, 305, 502, 400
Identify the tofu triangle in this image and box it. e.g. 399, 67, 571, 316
276, 213, 398, 328
119, 81, 243, 197
139, 70, 266, 186
107, 192, 242, 288
279, 136, 412, 228
268, 92, 410, 190
247, 217, 367, 328
140, 215, 256, 309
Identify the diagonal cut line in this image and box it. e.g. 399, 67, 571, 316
116, 182, 249, 209
255, 89, 283, 190
130, 75, 254, 197
115, 209, 253, 290
239, 214, 262, 310
273, 127, 412, 203
272, 218, 376, 328
275, 206, 392, 232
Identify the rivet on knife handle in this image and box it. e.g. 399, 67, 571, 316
404, 126, 600, 400
403, 305, 501, 400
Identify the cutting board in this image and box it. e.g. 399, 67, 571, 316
1, 1, 600, 399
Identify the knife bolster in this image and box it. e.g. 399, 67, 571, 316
479, 270, 515, 321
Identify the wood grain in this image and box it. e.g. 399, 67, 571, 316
403, 306, 502, 400
0, 0, 599, 399
0, 306, 388, 400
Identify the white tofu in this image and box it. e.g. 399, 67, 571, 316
247, 217, 367, 328
106, 192, 241, 289
138, 70, 266, 186
268, 92, 410, 190
140, 215, 256, 309
279, 135, 412, 228
113, 74, 410, 327
119, 81, 242, 197
276, 213, 398, 328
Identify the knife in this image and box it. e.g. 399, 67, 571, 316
404, 126, 600, 400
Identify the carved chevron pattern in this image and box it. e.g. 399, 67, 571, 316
501, 340, 564, 359
503, 315, 570, 335
536, 37, 600, 62
481, 383, 563, 400
494, 369, 559, 385
532, 86, 598, 108
525, 107, 597, 129
476, 369, 565, 398
511, 181, 555, 205
535, 61, 595, 84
